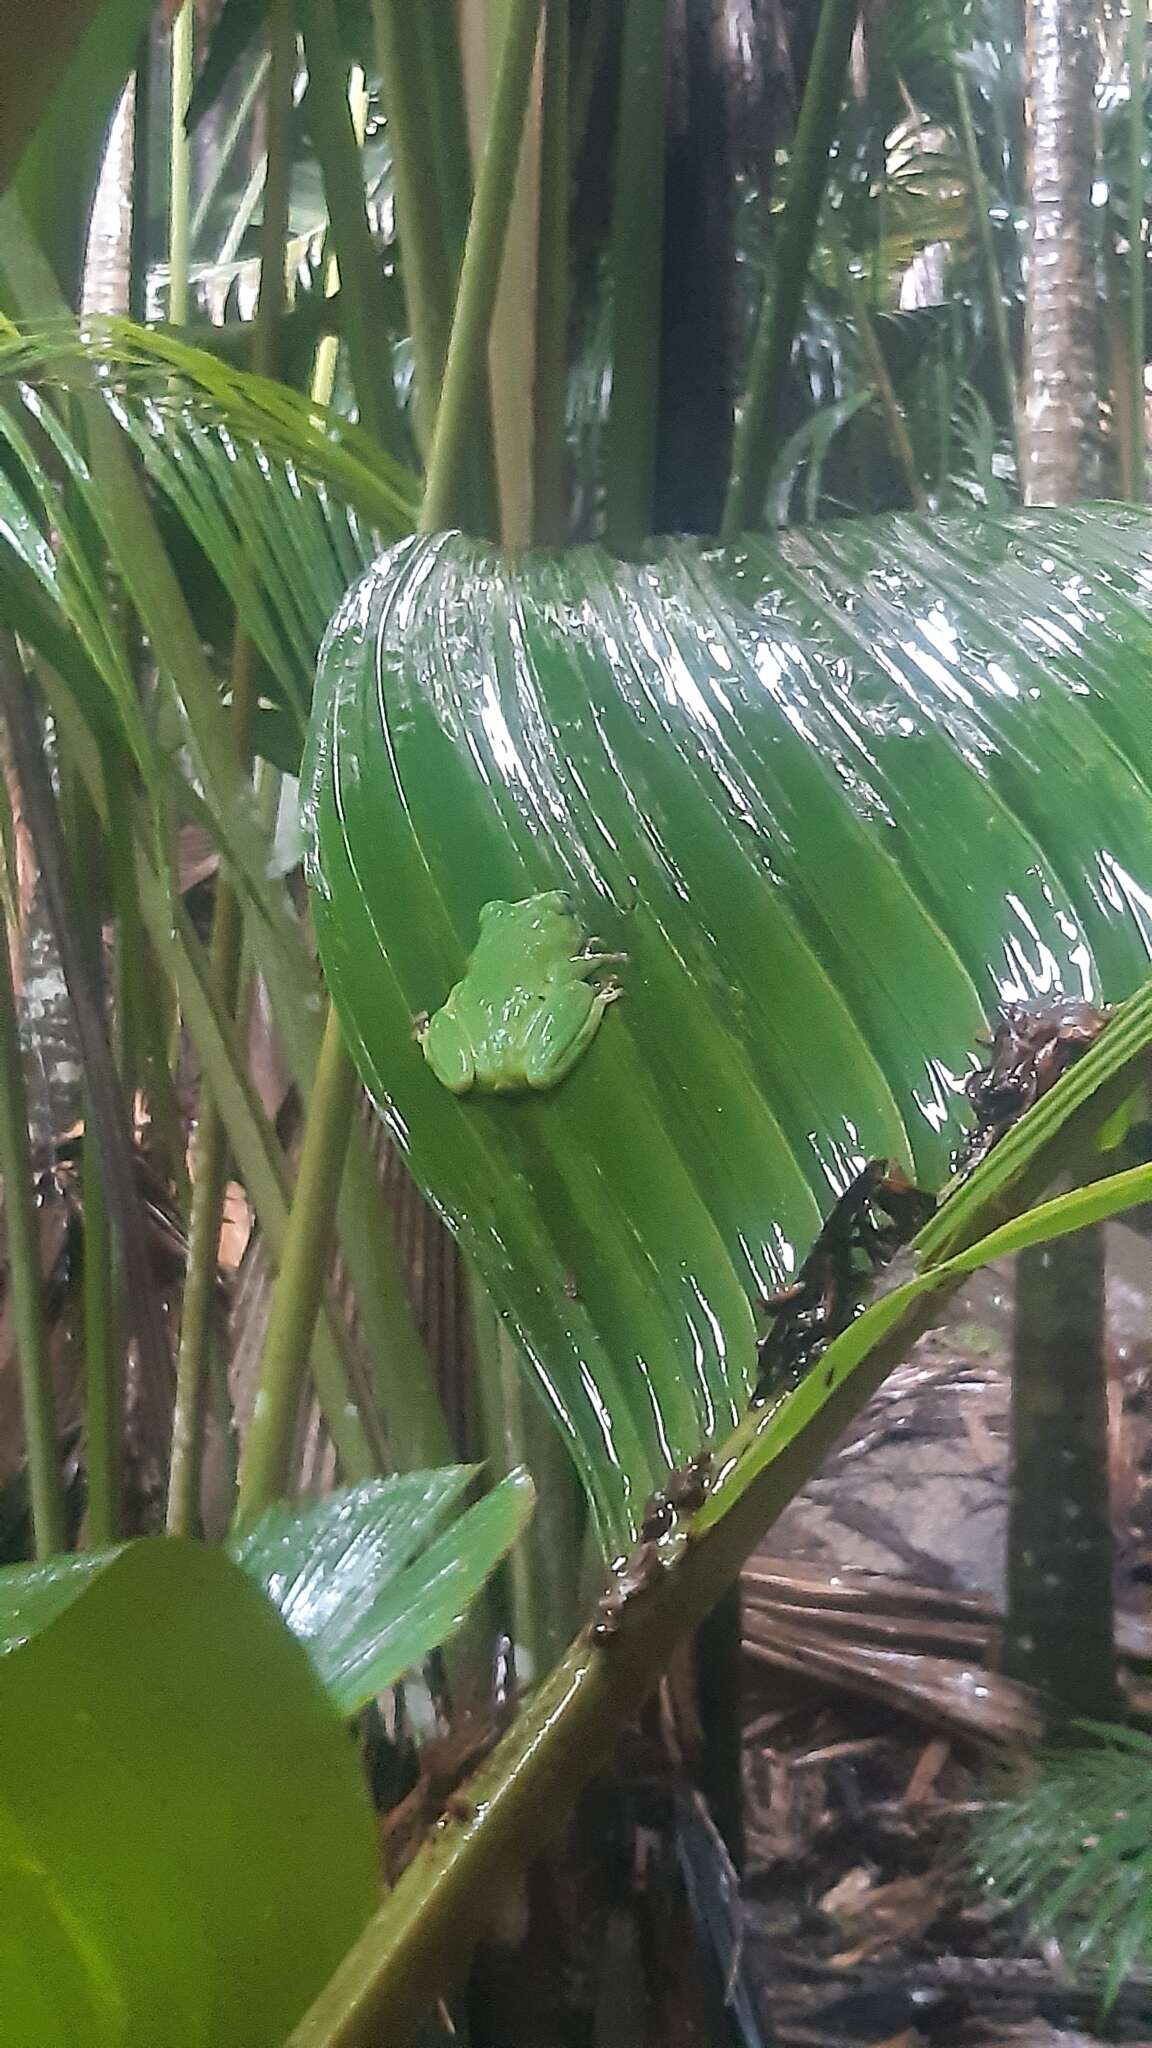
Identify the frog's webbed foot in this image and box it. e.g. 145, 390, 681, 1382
578, 946, 628, 970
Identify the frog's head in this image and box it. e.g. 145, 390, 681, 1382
479, 890, 573, 927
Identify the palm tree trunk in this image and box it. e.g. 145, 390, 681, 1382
1006, 0, 1116, 1728
1020, 0, 1102, 502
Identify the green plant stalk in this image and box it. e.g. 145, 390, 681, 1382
234, 0, 546, 1515
414, 1, 474, 278
570, 0, 613, 168
604, 0, 669, 557
189, 50, 272, 248
131, 845, 375, 1481
722, 0, 859, 539
129, 33, 151, 327
532, 0, 570, 546
3, 206, 444, 1481
835, 238, 926, 511
168, 0, 194, 328
235, 1003, 359, 1517
1129, 0, 1146, 500
167, 0, 295, 1539
469, 1270, 583, 1675
420, 0, 544, 532
952, 54, 1021, 474
66, 763, 126, 1548
0, 889, 64, 1557
36, 667, 379, 1486
0, 633, 173, 1436
82, 1112, 120, 1546
371, 0, 459, 450
301, 0, 407, 457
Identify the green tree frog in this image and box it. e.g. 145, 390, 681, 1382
416, 892, 625, 1095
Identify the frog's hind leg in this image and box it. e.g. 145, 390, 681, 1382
420, 1009, 477, 1094
523, 981, 615, 1091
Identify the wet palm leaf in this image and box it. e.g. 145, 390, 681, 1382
306, 509, 1152, 1550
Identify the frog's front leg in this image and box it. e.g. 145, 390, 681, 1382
522, 980, 620, 1091
419, 1005, 477, 1094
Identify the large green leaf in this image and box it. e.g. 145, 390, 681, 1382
0, 1471, 534, 1714
0, 1538, 375, 2048
230, 1467, 535, 1713
306, 510, 1152, 1550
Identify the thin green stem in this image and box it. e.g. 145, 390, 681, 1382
835, 236, 926, 511
167, 0, 295, 1535
167, 0, 194, 328
167, 893, 241, 1537
129, 35, 151, 326
420, 0, 544, 532
952, 54, 1021, 476
82, 1115, 120, 1546
189, 51, 272, 248
235, 1003, 358, 1518
532, 0, 570, 545
239, 0, 547, 1513
0, 887, 64, 1557
604, 0, 669, 557
0, 634, 172, 1440
415, 1, 474, 278
722, 0, 859, 539
1129, 0, 1146, 500
302, 0, 407, 456
371, 0, 458, 451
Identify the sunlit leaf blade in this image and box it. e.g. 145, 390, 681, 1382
306, 511, 1152, 1550
0, 1548, 117, 1656
0, 1540, 374, 2048
229, 1468, 535, 1713
0, 1471, 533, 1714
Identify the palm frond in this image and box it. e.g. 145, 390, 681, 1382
976, 1723, 1152, 2002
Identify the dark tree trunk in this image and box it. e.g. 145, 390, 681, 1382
1020, 0, 1102, 502
1007, 0, 1117, 1730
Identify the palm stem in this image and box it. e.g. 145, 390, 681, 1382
235, 1003, 358, 1518
0, 633, 173, 1439
604, 0, 669, 557
722, 0, 858, 539
834, 236, 926, 511
82, 1114, 120, 1546
1129, 0, 1146, 500
0, 860, 64, 1557
237, 0, 545, 1516
420, 0, 544, 532
372, 0, 457, 451
167, 1, 194, 328
951, 54, 1021, 473
302, 0, 407, 457
167, 3, 295, 1537
532, 0, 571, 545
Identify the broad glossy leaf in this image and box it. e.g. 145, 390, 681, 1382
0, 1472, 533, 1713
306, 511, 1152, 1550
230, 1467, 535, 1713
0, 1539, 374, 2048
